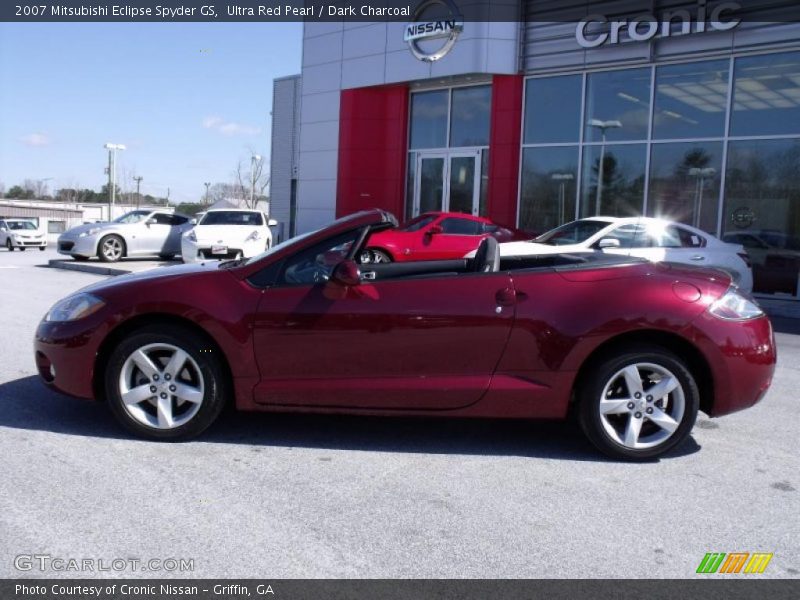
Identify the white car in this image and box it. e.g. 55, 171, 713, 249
0, 218, 47, 251
181, 209, 277, 263
476, 217, 754, 292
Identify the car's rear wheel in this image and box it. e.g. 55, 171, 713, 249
98, 235, 125, 262
360, 248, 392, 264
578, 346, 699, 460
105, 325, 227, 440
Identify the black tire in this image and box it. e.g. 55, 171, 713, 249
20, 247, 26, 252
5, 239, 13, 251
39, 246, 46, 251
578, 345, 699, 461
98, 234, 125, 263
104, 325, 228, 440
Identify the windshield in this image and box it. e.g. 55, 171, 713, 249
534, 220, 610, 246
200, 211, 263, 226
399, 215, 436, 232
113, 210, 151, 224
7, 221, 37, 230
242, 229, 319, 266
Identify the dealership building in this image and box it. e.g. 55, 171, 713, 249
270, 1, 800, 300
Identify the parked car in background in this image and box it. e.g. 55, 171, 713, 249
35, 209, 775, 460
57, 210, 193, 262
359, 212, 529, 263
0, 218, 47, 251
481, 217, 753, 293
181, 209, 277, 263
723, 230, 800, 296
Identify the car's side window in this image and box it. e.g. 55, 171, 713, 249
675, 227, 706, 248
277, 230, 360, 286
151, 213, 173, 225
440, 218, 482, 235
171, 215, 189, 225
604, 224, 653, 248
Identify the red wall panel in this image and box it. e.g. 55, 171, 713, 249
487, 74, 524, 228
336, 85, 409, 219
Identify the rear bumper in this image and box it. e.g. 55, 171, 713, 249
686, 314, 776, 417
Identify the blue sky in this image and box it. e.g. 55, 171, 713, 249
0, 22, 302, 203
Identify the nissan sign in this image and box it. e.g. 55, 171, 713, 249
405, 0, 464, 62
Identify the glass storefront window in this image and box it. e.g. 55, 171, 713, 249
648, 142, 723, 233
653, 60, 729, 140
723, 138, 800, 296
519, 146, 579, 235
585, 68, 651, 142
450, 85, 491, 147
731, 51, 800, 137
524, 75, 582, 144
409, 90, 448, 149
580, 144, 646, 218
479, 149, 489, 216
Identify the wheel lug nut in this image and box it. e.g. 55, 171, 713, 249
634, 412, 642, 419
164, 374, 171, 381
627, 402, 635, 409
169, 384, 176, 392
149, 385, 157, 393
152, 374, 159, 381
646, 395, 653, 402
634, 392, 642, 399
160, 392, 167, 399
646, 407, 653, 414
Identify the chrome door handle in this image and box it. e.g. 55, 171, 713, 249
690, 255, 705, 261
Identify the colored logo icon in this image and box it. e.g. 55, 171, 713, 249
696, 552, 773, 574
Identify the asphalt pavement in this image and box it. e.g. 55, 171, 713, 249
0, 247, 798, 579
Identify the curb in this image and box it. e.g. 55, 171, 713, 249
48, 259, 133, 276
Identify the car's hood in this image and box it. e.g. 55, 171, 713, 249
77, 261, 227, 296
192, 225, 261, 242
62, 222, 115, 238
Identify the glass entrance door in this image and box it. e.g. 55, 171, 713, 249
414, 150, 481, 217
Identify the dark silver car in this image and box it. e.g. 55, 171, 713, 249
57, 210, 193, 262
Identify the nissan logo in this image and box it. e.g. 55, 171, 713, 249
404, 0, 463, 62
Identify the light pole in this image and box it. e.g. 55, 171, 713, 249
250, 154, 262, 207
588, 119, 622, 215
104, 143, 126, 220
204, 182, 211, 206
551, 173, 574, 225
133, 175, 143, 209
688, 167, 716, 229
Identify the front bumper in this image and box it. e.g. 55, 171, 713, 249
181, 238, 260, 263
57, 235, 96, 258
8, 236, 47, 248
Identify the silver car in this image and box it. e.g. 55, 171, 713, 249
57, 210, 193, 262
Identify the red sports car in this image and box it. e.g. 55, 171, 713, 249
34, 209, 776, 460
360, 212, 529, 263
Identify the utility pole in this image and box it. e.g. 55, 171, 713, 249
204, 182, 211, 206
166, 187, 170, 206
104, 143, 126, 220
133, 176, 143, 209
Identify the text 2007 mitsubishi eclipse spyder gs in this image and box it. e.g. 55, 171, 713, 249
35, 209, 776, 460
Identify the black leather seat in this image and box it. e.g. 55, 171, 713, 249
472, 236, 500, 273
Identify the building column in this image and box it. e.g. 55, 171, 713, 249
487, 74, 524, 228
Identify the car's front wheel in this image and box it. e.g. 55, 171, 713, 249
5, 239, 12, 251
98, 234, 125, 262
360, 248, 392, 264
105, 325, 227, 440
578, 346, 699, 460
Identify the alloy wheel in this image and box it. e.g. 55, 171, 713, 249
102, 237, 123, 261
597, 362, 685, 450
118, 343, 205, 430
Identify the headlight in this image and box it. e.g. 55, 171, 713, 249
45, 293, 105, 322
245, 230, 261, 242
186, 230, 197, 242
708, 289, 764, 321
79, 227, 101, 238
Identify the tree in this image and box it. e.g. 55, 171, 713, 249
7, 185, 34, 199
234, 152, 270, 209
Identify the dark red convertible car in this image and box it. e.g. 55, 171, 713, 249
35, 210, 776, 460
360, 212, 529, 263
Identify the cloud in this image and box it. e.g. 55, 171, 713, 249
20, 133, 50, 146
202, 116, 261, 136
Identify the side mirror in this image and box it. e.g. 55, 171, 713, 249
268, 219, 278, 227
427, 225, 443, 236
597, 238, 621, 249
145, 218, 156, 226
189, 218, 197, 225
330, 259, 361, 287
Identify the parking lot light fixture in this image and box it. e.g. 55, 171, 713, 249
588, 119, 622, 215
104, 143, 126, 220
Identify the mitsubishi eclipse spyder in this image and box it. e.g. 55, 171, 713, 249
34, 209, 776, 460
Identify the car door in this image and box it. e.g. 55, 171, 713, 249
164, 214, 190, 253
416, 216, 486, 260
250, 229, 515, 410
135, 212, 174, 254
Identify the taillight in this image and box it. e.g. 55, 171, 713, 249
737, 252, 751, 268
